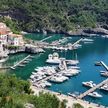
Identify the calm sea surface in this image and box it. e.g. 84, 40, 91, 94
1, 33, 108, 106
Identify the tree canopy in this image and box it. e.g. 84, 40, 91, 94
0, 0, 108, 32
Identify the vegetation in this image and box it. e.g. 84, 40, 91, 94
0, 74, 66, 108
0, 0, 108, 33
73, 103, 84, 108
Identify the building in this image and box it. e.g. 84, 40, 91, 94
0, 22, 12, 45
8, 34, 24, 46
0, 22, 24, 46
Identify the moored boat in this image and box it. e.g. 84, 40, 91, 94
82, 81, 96, 88
88, 92, 102, 98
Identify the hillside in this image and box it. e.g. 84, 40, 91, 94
0, 0, 108, 34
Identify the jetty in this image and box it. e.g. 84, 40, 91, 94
10, 55, 31, 69
30, 38, 83, 51
72, 38, 83, 47
100, 61, 108, 70
40, 36, 53, 42
78, 78, 108, 99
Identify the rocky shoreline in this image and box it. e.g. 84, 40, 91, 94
28, 27, 108, 37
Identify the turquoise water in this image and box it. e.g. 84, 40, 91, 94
2, 33, 108, 106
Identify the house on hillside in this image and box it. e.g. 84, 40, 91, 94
8, 34, 24, 46
0, 22, 24, 46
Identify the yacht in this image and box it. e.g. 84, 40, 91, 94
62, 69, 80, 77
0, 57, 7, 63
35, 66, 56, 75
82, 81, 96, 88
46, 53, 63, 65
100, 84, 108, 92
100, 72, 108, 77
46, 53, 79, 66
50, 74, 68, 83
42, 81, 52, 87
88, 92, 102, 98
68, 66, 80, 69
66, 60, 79, 66
82, 38, 94, 42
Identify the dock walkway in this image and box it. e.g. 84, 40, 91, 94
40, 36, 53, 42
10, 55, 31, 69
78, 78, 108, 99
72, 38, 83, 47
78, 61, 108, 99
100, 61, 108, 70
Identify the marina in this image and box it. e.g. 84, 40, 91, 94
10, 55, 32, 69
1, 34, 108, 106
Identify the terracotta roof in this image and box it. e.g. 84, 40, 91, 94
0, 22, 7, 29
9, 34, 23, 37
0, 28, 9, 35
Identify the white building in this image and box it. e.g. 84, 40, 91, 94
8, 34, 24, 46
0, 22, 24, 46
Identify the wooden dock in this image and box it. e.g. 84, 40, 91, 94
78, 78, 108, 99
10, 55, 31, 69
100, 61, 108, 71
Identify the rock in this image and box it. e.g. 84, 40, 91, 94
24, 103, 35, 108
83, 28, 108, 35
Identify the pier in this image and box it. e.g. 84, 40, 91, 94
40, 36, 53, 42
71, 38, 83, 47
100, 61, 108, 70
10, 55, 31, 69
30, 37, 83, 51
78, 78, 108, 99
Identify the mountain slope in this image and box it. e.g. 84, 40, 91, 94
0, 0, 108, 33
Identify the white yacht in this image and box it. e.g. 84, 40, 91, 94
100, 84, 108, 91
35, 66, 56, 75
61, 69, 80, 77
46, 53, 79, 66
82, 38, 94, 42
82, 81, 96, 88
88, 92, 102, 98
46, 53, 63, 65
50, 74, 68, 83
42, 81, 52, 87
100, 72, 108, 77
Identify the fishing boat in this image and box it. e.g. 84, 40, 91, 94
88, 92, 102, 98
82, 81, 96, 88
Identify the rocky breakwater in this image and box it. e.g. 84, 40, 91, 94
25, 44, 45, 54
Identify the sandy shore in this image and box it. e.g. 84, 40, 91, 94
31, 86, 105, 108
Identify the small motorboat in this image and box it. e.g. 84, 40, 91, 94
88, 92, 102, 98
95, 62, 101, 66
68, 93, 77, 98
100, 72, 108, 77
100, 84, 108, 92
